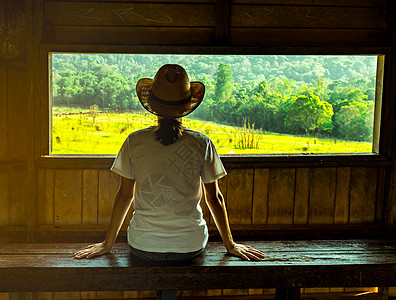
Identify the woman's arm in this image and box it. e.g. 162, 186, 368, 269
74, 176, 135, 259
203, 180, 265, 261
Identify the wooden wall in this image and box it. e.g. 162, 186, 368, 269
0, 0, 395, 244
0, 0, 30, 242
33, 166, 385, 242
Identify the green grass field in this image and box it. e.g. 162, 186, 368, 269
52, 107, 372, 155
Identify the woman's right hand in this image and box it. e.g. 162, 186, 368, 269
74, 242, 112, 259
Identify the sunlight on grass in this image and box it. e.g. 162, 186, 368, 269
52, 108, 372, 155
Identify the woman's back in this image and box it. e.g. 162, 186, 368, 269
111, 127, 226, 253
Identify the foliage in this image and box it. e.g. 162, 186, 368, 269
51, 54, 377, 143
285, 93, 334, 135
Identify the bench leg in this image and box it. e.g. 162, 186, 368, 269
275, 288, 300, 300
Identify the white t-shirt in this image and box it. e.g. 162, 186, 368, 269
111, 126, 226, 253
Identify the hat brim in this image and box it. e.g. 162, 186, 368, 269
136, 78, 205, 118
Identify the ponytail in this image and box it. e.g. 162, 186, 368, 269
154, 118, 183, 145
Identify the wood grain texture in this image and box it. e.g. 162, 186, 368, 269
231, 6, 387, 29
268, 168, 295, 224
98, 170, 119, 225
5, 0, 27, 60
373, 55, 385, 153
309, 168, 336, 224
252, 168, 269, 225
42, 26, 215, 46
0, 69, 7, 160
334, 167, 351, 224
229, 28, 387, 47
350, 167, 377, 224
54, 170, 82, 225
0, 240, 395, 292
8, 172, 27, 225
44, 2, 215, 27
0, 174, 9, 226
0, 0, 6, 60
226, 168, 253, 225
294, 168, 310, 225
37, 168, 55, 225
82, 170, 98, 225
231, 0, 387, 6
7, 69, 28, 160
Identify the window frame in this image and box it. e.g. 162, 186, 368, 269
36, 45, 393, 170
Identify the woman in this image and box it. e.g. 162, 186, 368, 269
74, 64, 265, 299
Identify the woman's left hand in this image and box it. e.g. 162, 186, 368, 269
227, 243, 266, 261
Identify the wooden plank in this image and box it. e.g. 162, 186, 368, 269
82, 170, 98, 225
7, 69, 27, 160
373, 55, 385, 153
309, 168, 336, 224
0, 68, 7, 160
231, 0, 388, 6
231, 6, 387, 29
36, 153, 392, 170
33, 224, 389, 242
34, 292, 53, 300
350, 167, 377, 224
226, 169, 253, 225
268, 168, 295, 224
223, 289, 248, 296
8, 173, 27, 225
55, 0, 216, 2
207, 289, 222, 296
0, 174, 8, 226
252, 168, 269, 225
25, 0, 38, 243
215, 0, 230, 45
294, 168, 310, 225
229, 28, 387, 47
53, 292, 80, 300
122, 291, 138, 299
54, 170, 82, 225
96, 291, 123, 299
182, 290, 207, 297
0, 0, 6, 60
44, 2, 215, 27
36, 169, 55, 225
98, 170, 119, 225
6, 0, 27, 60
334, 167, 351, 224
42, 26, 215, 46
1, 240, 395, 292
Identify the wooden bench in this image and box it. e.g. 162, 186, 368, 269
0, 239, 395, 299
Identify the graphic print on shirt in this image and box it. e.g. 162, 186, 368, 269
167, 141, 204, 181
138, 173, 175, 209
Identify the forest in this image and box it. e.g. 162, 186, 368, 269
52, 54, 377, 142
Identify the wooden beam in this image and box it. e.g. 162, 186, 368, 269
36, 153, 392, 170
215, 0, 230, 45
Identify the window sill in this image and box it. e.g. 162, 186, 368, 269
36, 153, 392, 170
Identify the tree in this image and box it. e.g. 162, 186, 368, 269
336, 101, 374, 141
214, 63, 233, 103
286, 93, 334, 136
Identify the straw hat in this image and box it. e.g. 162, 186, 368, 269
136, 64, 205, 118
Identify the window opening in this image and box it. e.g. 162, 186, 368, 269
50, 53, 379, 155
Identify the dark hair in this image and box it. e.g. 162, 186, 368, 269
154, 118, 183, 145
